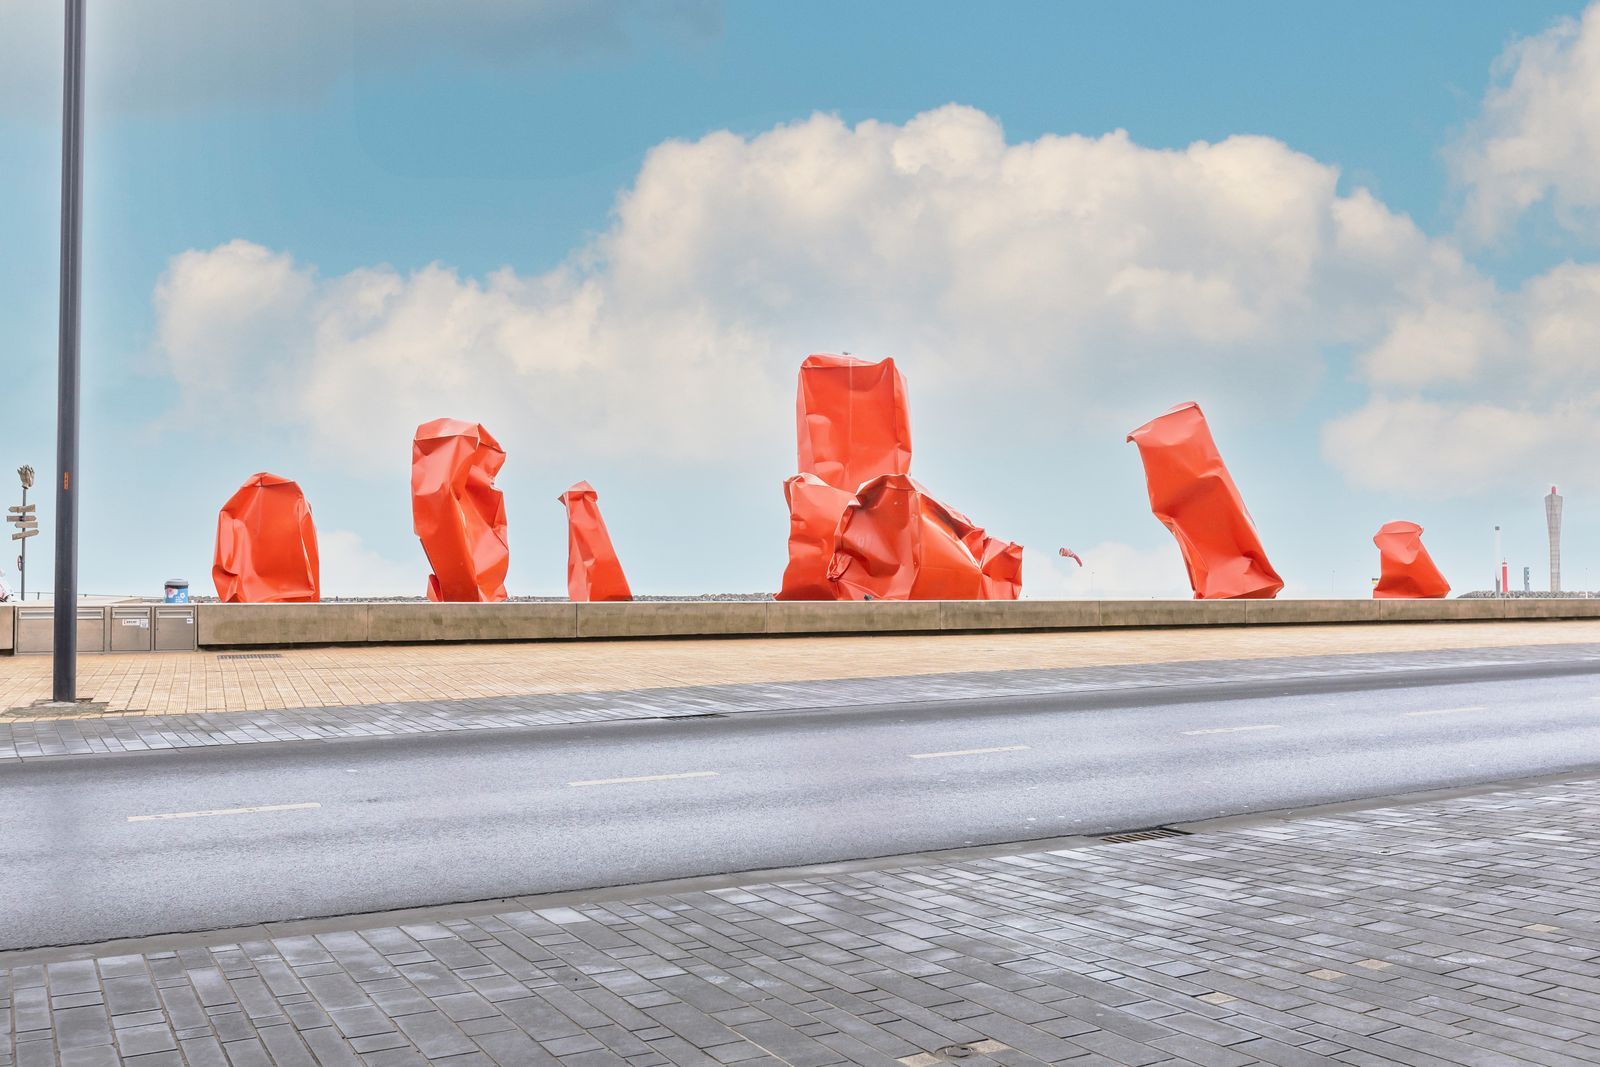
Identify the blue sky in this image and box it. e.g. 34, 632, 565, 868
4, 0, 1600, 598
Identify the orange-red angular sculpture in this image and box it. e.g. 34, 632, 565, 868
559, 481, 632, 603
1126, 401, 1283, 600
412, 419, 509, 603
780, 353, 1022, 601
796, 353, 912, 492
213, 472, 320, 603
1373, 521, 1450, 599
826, 475, 1023, 601
777, 474, 858, 601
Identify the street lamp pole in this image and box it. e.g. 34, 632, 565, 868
53, 0, 85, 702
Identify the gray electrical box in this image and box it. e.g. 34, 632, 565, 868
153, 605, 197, 651
15, 606, 53, 654
110, 605, 154, 653
76, 606, 106, 654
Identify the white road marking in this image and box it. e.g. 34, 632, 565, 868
1404, 706, 1487, 717
128, 802, 321, 823
1181, 724, 1281, 736
908, 744, 1030, 759
568, 771, 718, 788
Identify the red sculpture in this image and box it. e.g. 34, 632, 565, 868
777, 474, 859, 601
827, 475, 1023, 601
779, 353, 1022, 601
1373, 521, 1450, 599
411, 419, 509, 603
796, 353, 912, 491
213, 472, 320, 603
559, 481, 632, 603
1126, 401, 1283, 599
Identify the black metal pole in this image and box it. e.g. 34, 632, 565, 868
53, 0, 84, 702
18, 484, 26, 602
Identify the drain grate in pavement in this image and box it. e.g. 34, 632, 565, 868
216, 653, 284, 661
1100, 826, 1192, 844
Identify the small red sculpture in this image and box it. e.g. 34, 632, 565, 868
213, 472, 320, 603
827, 475, 1023, 601
412, 419, 509, 603
559, 481, 632, 603
1373, 521, 1450, 599
1126, 401, 1283, 600
776, 474, 858, 601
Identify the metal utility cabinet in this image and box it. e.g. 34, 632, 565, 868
11, 603, 196, 654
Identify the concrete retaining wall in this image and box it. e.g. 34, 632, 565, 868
0, 605, 11, 652
176, 597, 1600, 650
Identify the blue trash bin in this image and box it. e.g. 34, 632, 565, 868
164, 579, 190, 604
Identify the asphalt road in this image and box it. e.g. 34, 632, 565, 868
5, 659, 1600, 950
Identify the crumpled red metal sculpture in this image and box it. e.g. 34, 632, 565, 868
779, 353, 1022, 601
411, 419, 509, 603
796, 353, 912, 491
1373, 521, 1450, 599
827, 475, 1023, 601
778, 473, 859, 601
559, 481, 632, 603
1126, 401, 1283, 600
213, 472, 320, 603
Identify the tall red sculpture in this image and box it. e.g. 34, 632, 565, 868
559, 481, 632, 602
1373, 521, 1450, 599
1126, 402, 1283, 600
796, 353, 912, 491
779, 353, 1022, 601
412, 419, 509, 603
213, 472, 320, 603
827, 475, 1023, 601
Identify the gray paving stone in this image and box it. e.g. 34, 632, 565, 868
12, 773, 1600, 1064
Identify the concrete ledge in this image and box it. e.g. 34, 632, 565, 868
578, 601, 771, 639
198, 604, 370, 647
0, 604, 11, 653
367, 603, 577, 644
1100, 599, 1248, 628
765, 601, 943, 635
187, 597, 1600, 650
1246, 600, 1382, 625
937, 600, 1100, 631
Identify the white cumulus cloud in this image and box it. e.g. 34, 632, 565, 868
1451, 2, 1600, 239
1325, 262, 1600, 494
153, 105, 1486, 480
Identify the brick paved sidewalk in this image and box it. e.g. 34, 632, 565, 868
5, 774, 1599, 1066
5, 620, 1600, 717
2, 642, 1596, 763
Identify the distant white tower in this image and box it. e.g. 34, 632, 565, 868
1547, 486, 1564, 594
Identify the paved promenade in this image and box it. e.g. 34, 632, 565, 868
5, 620, 1600, 717
4, 773, 1597, 1065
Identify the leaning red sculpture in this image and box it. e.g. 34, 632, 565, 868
1127, 401, 1283, 600
1373, 521, 1450, 599
213, 472, 321, 603
559, 481, 633, 603
411, 419, 509, 603
778, 353, 1022, 601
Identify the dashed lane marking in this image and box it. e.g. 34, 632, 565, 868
128, 802, 321, 823
908, 745, 1031, 760
569, 771, 719, 787
1181, 724, 1282, 736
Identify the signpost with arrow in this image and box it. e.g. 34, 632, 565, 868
10, 466, 38, 600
